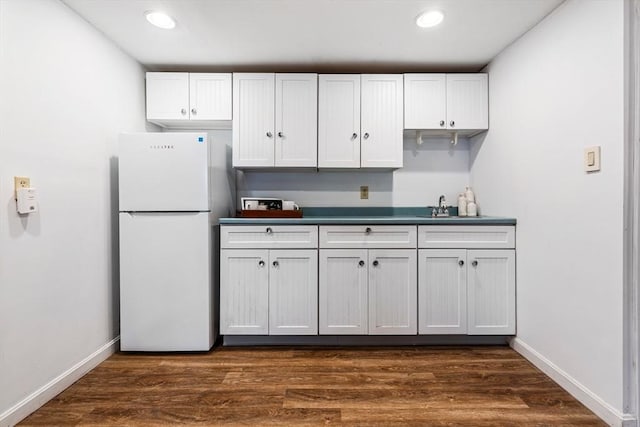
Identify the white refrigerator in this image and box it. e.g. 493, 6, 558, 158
118, 132, 214, 351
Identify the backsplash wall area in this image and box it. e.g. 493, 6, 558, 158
237, 136, 470, 209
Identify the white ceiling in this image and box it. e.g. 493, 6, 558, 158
62, 0, 564, 72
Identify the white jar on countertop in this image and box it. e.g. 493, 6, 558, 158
467, 201, 477, 217
464, 186, 475, 203
457, 193, 467, 216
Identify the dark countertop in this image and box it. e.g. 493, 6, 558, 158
219, 207, 516, 225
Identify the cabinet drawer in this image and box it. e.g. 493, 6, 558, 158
418, 226, 515, 249
221, 225, 318, 248
319, 225, 417, 248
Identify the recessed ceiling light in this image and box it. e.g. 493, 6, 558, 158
416, 10, 444, 28
145, 11, 176, 29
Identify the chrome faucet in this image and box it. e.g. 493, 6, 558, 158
432, 195, 450, 217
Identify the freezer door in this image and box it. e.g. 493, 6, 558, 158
119, 132, 209, 211
120, 212, 212, 351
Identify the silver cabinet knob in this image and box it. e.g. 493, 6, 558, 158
472, 260, 478, 267
266, 131, 273, 138
372, 260, 379, 267
191, 108, 197, 115
258, 260, 265, 267
440, 120, 445, 127
266, 227, 272, 234
277, 131, 284, 138
363, 132, 370, 139
458, 260, 464, 266
181, 108, 187, 115
352, 133, 358, 139
272, 260, 279, 267
358, 260, 365, 267
365, 227, 372, 234
450, 120, 455, 127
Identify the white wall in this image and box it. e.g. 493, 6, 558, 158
238, 137, 470, 208
0, 0, 149, 423
471, 0, 625, 419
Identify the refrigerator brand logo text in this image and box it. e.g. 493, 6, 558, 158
149, 145, 175, 149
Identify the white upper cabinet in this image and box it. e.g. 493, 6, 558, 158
361, 75, 404, 168
146, 72, 232, 128
318, 75, 361, 168
146, 72, 190, 121
189, 73, 232, 121
233, 73, 317, 168
318, 74, 403, 169
233, 73, 276, 167
404, 74, 447, 130
446, 74, 489, 130
403, 73, 488, 131
274, 74, 318, 167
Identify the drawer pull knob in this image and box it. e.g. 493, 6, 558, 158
272, 261, 279, 267
258, 260, 265, 267
372, 260, 379, 267
472, 260, 478, 267
266, 227, 272, 234
458, 260, 464, 266
358, 260, 365, 267
365, 227, 372, 234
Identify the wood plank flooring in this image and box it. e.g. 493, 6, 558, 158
20, 346, 604, 426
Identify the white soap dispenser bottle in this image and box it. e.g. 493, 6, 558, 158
464, 186, 475, 203
457, 193, 467, 216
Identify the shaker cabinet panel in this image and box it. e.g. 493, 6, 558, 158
220, 249, 269, 335
269, 250, 318, 335
446, 74, 489, 130
275, 74, 318, 167
368, 249, 417, 335
232, 73, 275, 167
404, 74, 447, 129
467, 249, 515, 335
318, 75, 361, 168
418, 249, 468, 334
319, 249, 369, 334
360, 74, 404, 168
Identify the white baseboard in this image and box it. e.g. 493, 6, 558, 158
510, 337, 637, 427
0, 336, 119, 427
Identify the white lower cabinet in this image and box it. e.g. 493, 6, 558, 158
319, 249, 417, 335
467, 249, 516, 335
220, 249, 318, 335
418, 248, 515, 335
418, 249, 467, 334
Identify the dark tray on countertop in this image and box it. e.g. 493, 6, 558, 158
237, 209, 303, 218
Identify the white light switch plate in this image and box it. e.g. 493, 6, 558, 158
584, 146, 601, 172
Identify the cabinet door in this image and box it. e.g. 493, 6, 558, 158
269, 250, 318, 335
232, 73, 275, 167
146, 72, 189, 120
318, 75, 361, 168
319, 249, 368, 334
418, 249, 467, 334
467, 249, 515, 335
361, 75, 404, 168
446, 74, 488, 130
368, 249, 417, 335
403, 74, 447, 130
275, 74, 318, 167
220, 249, 269, 335
189, 73, 232, 120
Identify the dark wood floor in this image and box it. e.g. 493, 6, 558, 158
20, 346, 604, 426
